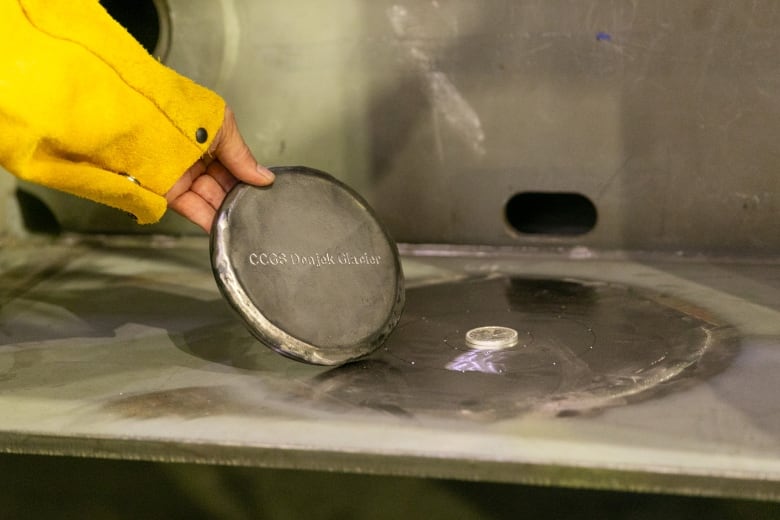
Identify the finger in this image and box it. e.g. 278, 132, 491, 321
214, 106, 275, 186
168, 191, 216, 233
165, 159, 206, 203
206, 160, 240, 193
191, 173, 228, 211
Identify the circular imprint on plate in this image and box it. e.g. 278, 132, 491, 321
465, 326, 519, 350
210, 166, 405, 366
323, 276, 741, 421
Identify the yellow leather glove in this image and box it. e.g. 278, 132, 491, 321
0, 0, 225, 224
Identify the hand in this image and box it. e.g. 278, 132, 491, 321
166, 106, 275, 232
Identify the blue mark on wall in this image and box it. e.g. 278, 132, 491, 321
596, 31, 612, 42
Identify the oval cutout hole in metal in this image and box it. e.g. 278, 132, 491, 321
506, 192, 597, 236
100, 0, 170, 59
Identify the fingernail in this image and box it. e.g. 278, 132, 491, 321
256, 165, 275, 182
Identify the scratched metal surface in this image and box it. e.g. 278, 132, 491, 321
167, 0, 780, 253
1, 235, 780, 500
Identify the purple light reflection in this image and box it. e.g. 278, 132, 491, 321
445, 349, 511, 374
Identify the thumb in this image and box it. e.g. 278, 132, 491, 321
213, 106, 275, 185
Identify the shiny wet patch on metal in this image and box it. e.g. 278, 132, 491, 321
307, 276, 739, 420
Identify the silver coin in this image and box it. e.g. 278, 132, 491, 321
465, 326, 519, 350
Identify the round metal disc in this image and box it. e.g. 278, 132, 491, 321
465, 326, 519, 350
210, 166, 405, 366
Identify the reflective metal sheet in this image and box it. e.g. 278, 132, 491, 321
2, 236, 780, 500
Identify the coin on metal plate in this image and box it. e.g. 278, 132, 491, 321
465, 326, 519, 350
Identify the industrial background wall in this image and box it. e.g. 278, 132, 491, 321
4, 0, 779, 256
